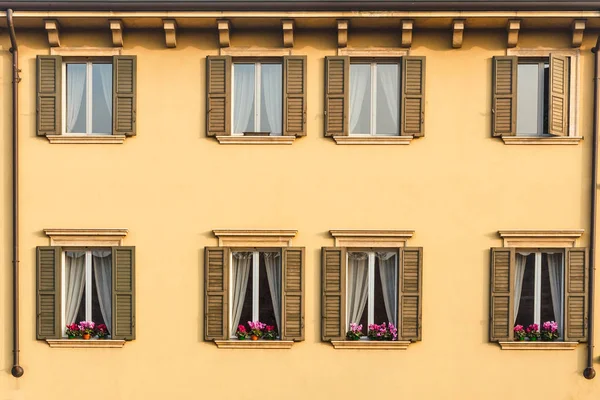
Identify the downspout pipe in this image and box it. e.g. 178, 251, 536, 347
7, 8, 23, 379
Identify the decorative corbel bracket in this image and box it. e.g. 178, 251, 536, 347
507, 19, 520, 48
337, 20, 348, 48
572, 19, 586, 48
282, 19, 294, 48
109, 19, 123, 47
452, 19, 465, 48
163, 19, 177, 48
44, 19, 60, 47
401, 19, 413, 48
218, 19, 231, 48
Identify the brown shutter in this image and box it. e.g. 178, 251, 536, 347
489, 248, 514, 341
398, 247, 423, 341
283, 56, 307, 136
206, 56, 231, 137
112, 247, 136, 340
548, 54, 569, 137
282, 247, 305, 341
492, 56, 517, 137
401, 56, 426, 137
565, 248, 588, 342
113, 56, 137, 136
36, 246, 61, 339
324, 56, 349, 137
321, 247, 346, 341
205, 247, 229, 340
36, 55, 62, 136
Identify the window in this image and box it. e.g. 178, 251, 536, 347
516, 60, 551, 136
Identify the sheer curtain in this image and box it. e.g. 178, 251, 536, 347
65, 251, 86, 324
264, 252, 281, 332
66, 64, 87, 133
261, 64, 282, 135
376, 64, 399, 135
231, 252, 252, 336
233, 64, 255, 134
514, 253, 529, 323
547, 253, 563, 323
93, 250, 112, 333
377, 252, 397, 325
347, 252, 369, 325
349, 65, 370, 134
96, 64, 113, 135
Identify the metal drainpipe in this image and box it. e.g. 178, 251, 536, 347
7, 8, 23, 378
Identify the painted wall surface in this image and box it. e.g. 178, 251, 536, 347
1, 25, 599, 399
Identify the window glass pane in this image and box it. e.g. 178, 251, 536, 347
258, 253, 279, 331
347, 252, 369, 328
375, 64, 399, 135
92, 250, 112, 334
233, 64, 255, 133
260, 64, 282, 135
516, 64, 540, 136
238, 257, 254, 329
350, 64, 371, 134
515, 253, 535, 327
92, 63, 113, 135
374, 252, 397, 325
64, 251, 86, 326
66, 64, 87, 134
541, 253, 562, 327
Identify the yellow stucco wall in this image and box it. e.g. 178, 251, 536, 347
1, 24, 599, 399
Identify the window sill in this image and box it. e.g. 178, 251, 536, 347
333, 136, 413, 145
498, 341, 578, 350
214, 340, 294, 349
46, 339, 126, 348
46, 135, 126, 144
501, 136, 582, 145
330, 340, 411, 350
215, 136, 295, 145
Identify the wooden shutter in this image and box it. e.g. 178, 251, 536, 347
112, 247, 136, 340
206, 56, 231, 137
324, 56, 349, 137
489, 248, 514, 341
548, 54, 570, 137
205, 247, 229, 340
492, 56, 517, 137
401, 56, 426, 137
113, 56, 137, 136
565, 248, 588, 342
322, 247, 346, 341
282, 247, 305, 341
36, 246, 61, 339
36, 55, 62, 136
283, 56, 307, 136
398, 247, 423, 341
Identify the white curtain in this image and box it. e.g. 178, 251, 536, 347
514, 253, 530, 323
264, 252, 282, 332
233, 64, 255, 134
349, 65, 370, 134
261, 65, 282, 135
66, 64, 87, 133
376, 64, 399, 134
347, 252, 369, 325
377, 252, 397, 325
231, 252, 252, 336
96, 64, 113, 134
547, 253, 563, 323
93, 250, 112, 333
65, 251, 86, 324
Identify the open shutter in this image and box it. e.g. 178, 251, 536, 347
112, 247, 135, 340
324, 56, 349, 137
322, 247, 346, 341
205, 247, 229, 340
490, 248, 514, 341
36, 55, 62, 136
398, 247, 423, 341
36, 246, 61, 339
283, 56, 307, 136
565, 248, 588, 342
282, 247, 305, 341
401, 56, 426, 137
206, 56, 231, 137
548, 54, 570, 137
492, 56, 517, 137
112, 56, 137, 136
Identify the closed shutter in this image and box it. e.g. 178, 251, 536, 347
489, 248, 514, 341
565, 248, 588, 342
112, 247, 136, 340
548, 54, 570, 137
282, 247, 305, 341
283, 56, 307, 136
112, 56, 137, 136
401, 57, 426, 137
324, 56, 349, 137
206, 56, 231, 137
492, 56, 517, 137
36, 55, 62, 136
321, 247, 346, 341
398, 247, 423, 341
36, 246, 61, 339
205, 247, 229, 340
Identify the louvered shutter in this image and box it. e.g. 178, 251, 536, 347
36, 56, 62, 136
492, 56, 517, 137
401, 57, 426, 137
283, 56, 307, 136
112, 247, 135, 340
565, 248, 588, 342
282, 247, 305, 341
36, 246, 61, 339
205, 247, 229, 340
206, 56, 231, 137
548, 54, 570, 137
489, 248, 514, 341
324, 56, 349, 137
322, 247, 346, 341
398, 248, 423, 341
112, 56, 137, 136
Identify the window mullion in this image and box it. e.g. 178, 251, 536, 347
253, 251, 259, 321
368, 253, 375, 325
85, 250, 92, 321
534, 252, 542, 326
256, 63, 261, 132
